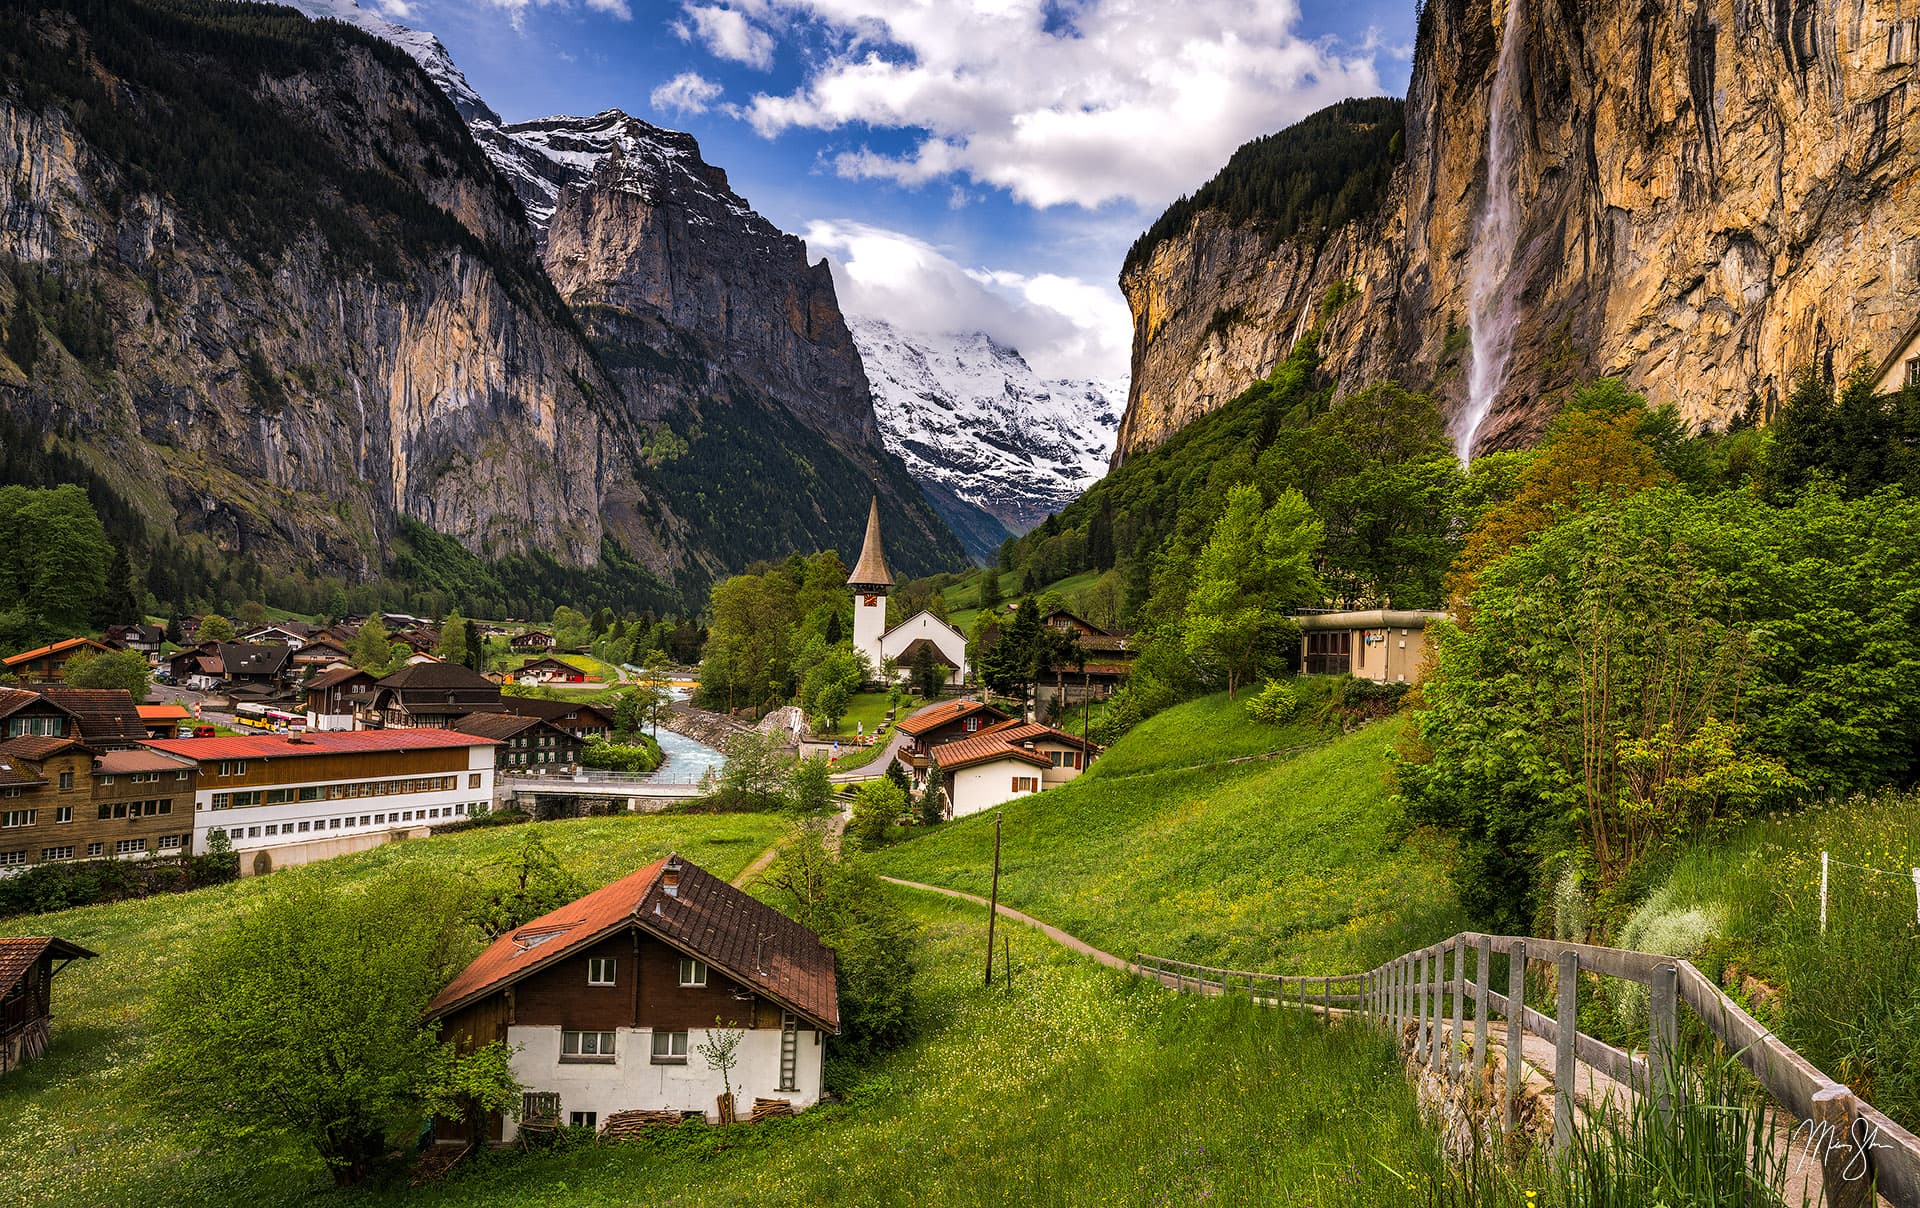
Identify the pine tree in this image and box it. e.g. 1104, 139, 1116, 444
978, 568, 1001, 611
919, 755, 944, 825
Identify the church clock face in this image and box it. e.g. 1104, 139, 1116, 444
864, 595, 879, 607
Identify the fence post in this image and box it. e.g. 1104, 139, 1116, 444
1554, 950, 1578, 1158
1505, 940, 1526, 1131
1820, 850, 1829, 935
1812, 1085, 1872, 1208
1473, 934, 1491, 1077
1449, 941, 1466, 1079
1416, 949, 1430, 1063
1429, 946, 1446, 1069
1649, 961, 1678, 1125
1323, 975, 1331, 1019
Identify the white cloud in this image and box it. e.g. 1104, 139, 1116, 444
676, 3, 776, 69
804, 220, 1131, 382
735, 0, 1384, 210
471, 0, 631, 31
651, 71, 726, 115
372, 0, 416, 18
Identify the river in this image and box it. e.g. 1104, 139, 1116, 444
645, 690, 727, 784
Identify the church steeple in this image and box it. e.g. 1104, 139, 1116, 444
848, 495, 894, 589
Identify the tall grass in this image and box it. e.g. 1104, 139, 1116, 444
1616, 793, 1920, 1129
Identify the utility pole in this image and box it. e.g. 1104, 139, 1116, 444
984, 813, 1002, 986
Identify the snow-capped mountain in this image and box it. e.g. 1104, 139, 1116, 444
852, 318, 1123, 534
278, 0, 497, 123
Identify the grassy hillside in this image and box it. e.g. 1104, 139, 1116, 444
0, 815, 788, 1208
874, 694, 1465, 973
375, 894, 1460, 1208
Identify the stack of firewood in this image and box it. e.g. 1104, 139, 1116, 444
748, 1097, 795, 1123
599, 1109, 684, 1140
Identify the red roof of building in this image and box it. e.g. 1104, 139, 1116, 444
925, 720, 1099, 773
2, 637, 110, 667
143, 729, 496, 762
426, 855, 839, 1031
0, 937, 96, 996
895, 698, 1010, 737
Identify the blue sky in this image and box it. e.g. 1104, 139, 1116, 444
366, 0, 1418, 382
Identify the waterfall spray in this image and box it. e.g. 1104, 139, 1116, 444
1455, 0, 1527, 466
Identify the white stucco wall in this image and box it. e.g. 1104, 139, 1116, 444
192, 747, 495, 856
502, 1023, 825, 1138
853, 592, 889, 673
877, 611, 969, 685
950, 758, 1042, 817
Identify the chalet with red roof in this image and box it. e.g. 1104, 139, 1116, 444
901, 717, 1100, 818
426, 854, 838, 1142
0, 936, 95, 1073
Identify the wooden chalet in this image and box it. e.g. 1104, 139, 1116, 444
427, 855, 838, 1142
39, 688, 147, 750
513, 655, 589, 685
290, 638, 353, 675
302, 666, 378, 732
508, 630, 555, 654
3, 638, 112, 684
102, 624, 164, 659
450, 712, 582, 772
0, 937, 95, 1074
362, 663, 502, 729
1034, 610, 1136, 712
895, 698, 1013, 753
491, 697, 615, 741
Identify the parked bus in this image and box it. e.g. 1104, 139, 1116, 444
234, 704, 304, 732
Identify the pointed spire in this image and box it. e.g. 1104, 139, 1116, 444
848, 494, 894, 588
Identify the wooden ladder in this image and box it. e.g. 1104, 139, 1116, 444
778, 1012, 799, 1092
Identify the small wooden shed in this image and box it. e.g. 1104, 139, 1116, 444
0, 936, 96, 1074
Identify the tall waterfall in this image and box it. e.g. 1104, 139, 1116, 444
1455, 0, 1527, 466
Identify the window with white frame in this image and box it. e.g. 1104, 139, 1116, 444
678, 958, 707, 987
218, 760, 247, 777
55, 806, 72, 824
116, 838, 147, 855
650, 1030, 688, 1064
561, 1030, 616, 1060
158, 835, 182, 850
85, 842, 102, 857
0, 850, 23, 866
587, 957, 616, 986
1, 810, 35, 828
58, 771, 73, 790
41, 845, 73, 861
569, 1111, 598, 1130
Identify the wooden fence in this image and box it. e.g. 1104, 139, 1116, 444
1136, 933, 1920, 1207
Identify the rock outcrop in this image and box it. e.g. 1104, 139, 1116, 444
0, 4, 668, 584
1116, 0, 1920, 460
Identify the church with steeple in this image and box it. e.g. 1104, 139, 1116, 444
849, 496, 969, 688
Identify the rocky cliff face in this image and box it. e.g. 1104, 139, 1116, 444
0, 3, 669, 584
1117, 0, 1920, 459
545, 120, 880, 451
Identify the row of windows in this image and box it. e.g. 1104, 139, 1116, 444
4, 800, 177, 825
101, 770, 190, 785
35, 835, 186, 862
211, 775, 472, 810
558, 1029, 691, 1064
214, 803, 473, 843
98, 800, 173, 820
581, 958, 706, 989
6, 717, 66, 737
1046, 750, 1085, 770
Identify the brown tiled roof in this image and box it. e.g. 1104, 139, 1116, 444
927, 731, 1052, 772
450, 712, 549, 741
376, 662, 497, 692
0, 757, 47, 788
40, 688, 146, 747
847, 495, 893, 587
0, 937, 97, 997
0, 686, 54, 720
0, 735, 93, 762
426, 856, 839, 1031
895, 698, 1010, 737
494, 697, 613, 726
305, 666, 375, 691
93, 748, 197, 776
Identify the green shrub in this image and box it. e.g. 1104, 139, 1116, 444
1245, 679, 1299, 724
581, 735, 662, 773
